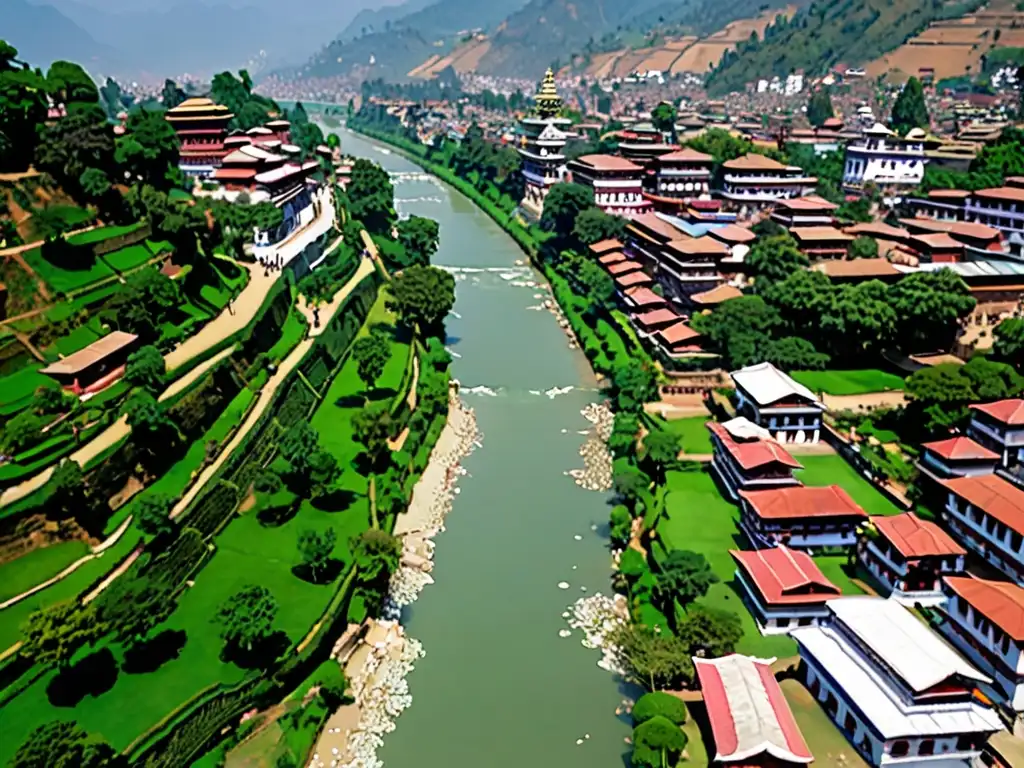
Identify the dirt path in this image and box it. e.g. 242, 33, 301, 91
159, 345, 236, 402
297, 256, 376, 337
822, 391, 906, 412
360, 229, 391, 279
164, 262, 276, 372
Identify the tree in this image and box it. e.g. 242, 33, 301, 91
995, 317, 1024, 370
161, 78, 186, 109
613, 360, 657, 412
347, 158, 396, 235
123, 344, 165, 392
847, 236, 878, 259
135, 493, 175, 539
21, 600, 100, 668
80, 167, 111, 198
386, 264, 456, 336
97, 576, 175, 649
746, 233, 809, 284
577, 258, 616, 314
632, 715, 687, 768
35, 105, 114, 195
46, 61, 99, 109
540, 182, 594, 236
353, 404, 394, 529
10, 721, 123, 768
572, 206, 627, 246
642, 430, 680, 484
2, 409, 42, 453
690, 296, 781, 369
890, 77, 930, 135
651, 101, 677, 138
115, 109, 180, 188
610, 505, 633, 546
653, 550, 718, 614
352, 330, 391, 396
352, 528, 402, 614
278, 422, 339, 497
0, 43, 48, 172
299, 268, 334, 305
806, 87, 834, 128
608, 623, 695, 690
122, 391, 176, 441
614, 468, 651, 513
763, 336, 830, 370
297, 527, 337, 583
396, 215, 440, 267
50, 458, 86, 518
632, 691, 688, 726
888, 270, 975, 352
217, 585, 278, 652
609, 412, 640, 458
676, 604, 743, 657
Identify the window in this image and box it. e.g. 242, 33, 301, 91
890, 741, 910, 758
844, 712, 856, 733
919, 739, 934, 756
956, 734, 977, 752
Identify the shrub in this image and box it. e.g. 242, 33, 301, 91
632, 691, 688, 726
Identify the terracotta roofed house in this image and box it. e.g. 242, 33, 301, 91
707, 417, 802, 500
623, 285, 665, 309
857, 512, 966, 606
731, 546, 840, 634
793, 597, 1001, 766
790, 226, 855, 260
940, 576, 1024, 723
731, 361, 824, 444
631, 307, 681, 334
739, 484, 867, 549
815, 258, 901, 282
919, 435, 1000, 479
645, 148, 713, 212
656, 321, 703, 358
694, 653, 814, 765
567, 153, 652, 219
941, 473, 1024, 583
40, 331, 140, 395
691, 283, 743, 307
588, 238, 623, 256
968, 398, 1024, 469
720, 153, 817, 206
771, 195, 838, 228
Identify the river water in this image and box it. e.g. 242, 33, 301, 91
338, 127, 632, 768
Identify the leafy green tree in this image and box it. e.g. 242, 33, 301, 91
995, 317, 1024, 370
115, 109, 180, 188
806, 87, 835, 128
632, 691, 688, 726
572, 206, 627, 246
35, 105, 114, 195
642, 430, 681, 484
540, 182, 594, 236
50, 458, 86, 518
653, 550, 718, 614
297, 527, 337, 583
45, 61, 99, 109
80, 167, 112, 198
97, 576, 175, 649
217, 585, 278, 652
299, 268, 334, 305
763, 336, 830, 370
686, 127, 758, 164
651, 101, 677, 137
135, 493, 176, 539
21, 600, 100, 668
352, 404, 394, 529
10, 721, 123, 768
396, 215, 440, 266
612, 360, 657, 412
0, 42, 48, 172
124, 344, 165, 392
609, 412, 640, 458
848, 236, 879, 259
352, 528, 402, 615
610, 505, 633, 547
746, 233, 809, 284
577, 258, 616, 315
34, 383, 68, 414
348, 158, 396, 235
279, 422, 340, 497
632, 715, 687, 768
352, 330, 392, 396
122, 391, 176, 441
608, 622, 695, 690
160, 78, 186, 109
386, 264, 456, 336
888, 270, 975, 352
2, 410, 42, 453
690, 296, 781, 369
614, 468, 651, 513
890, 77, 930, 135
676, 604, 743, 657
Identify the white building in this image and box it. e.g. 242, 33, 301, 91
967, 399, 1024, 470
843, 124, 926, 189
719, 153, 818, 206
793, 597, 1002, 767
941, 473, 1024, 584
940, 576, 1024, 726
730, 361, 824, 444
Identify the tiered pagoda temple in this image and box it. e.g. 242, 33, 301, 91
516, 69, 574, 220
164, 97, 234, 179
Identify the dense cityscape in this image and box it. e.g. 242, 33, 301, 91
6, 0, 1024, 766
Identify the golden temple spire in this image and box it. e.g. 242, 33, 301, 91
534, 68, 563, 119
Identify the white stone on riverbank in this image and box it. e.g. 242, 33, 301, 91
567, 593, 630, 676
569, 402, 614, 492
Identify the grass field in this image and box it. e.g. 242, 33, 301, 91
790, 369, 905, 396
795, 454, 902, 517
100, 243, 155, 272
0, 364, 53, 415
51, 321, 105, 357
0, 540, 91, 603
781, 679, 869, 767
22, 247, 115, 294
66, 223, 144, 247
267, 311, 307, 363
659, 415, 713, 454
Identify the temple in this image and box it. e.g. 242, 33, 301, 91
164, 97, 234, 179
566, 154, 652, 218
40, 331, 139, 395
516, 69, 573, 220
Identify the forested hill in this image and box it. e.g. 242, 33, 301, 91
705, 0, 986, 96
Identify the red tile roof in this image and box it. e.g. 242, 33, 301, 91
943, 474, 1024, 537
775, 195, 839, 212
790, 226, 854, 244
950, 221, 1001, 241
845, 221, 910, 240
911, 232, 964, 251
817, 258, 899, 279
899, 217, 954, 234
632, 307, 681, 330
707, 421, 802, 472
658, 322, 701, 346
666, 236, 729, 256
709, 224, 756, 244
971, 398, 1024, 425
944, 576, 1024, 641
615, 270, 653, 287
731, 546, 841, 605
740, 485, 867, 520
573, 153, 642, 173
598, 251, 626, 265
624, 286, 666, 307
922, 436, 999, 462
658, 148, 713, 163
695, 654, 813, 765
589, 238, 623, 255
691, 284, 743, 305
975, 186, 1024, 204
723, 153, 789, 172
607, 260, 644, 276
628, 212, 686, 242
871, 512, 966, 559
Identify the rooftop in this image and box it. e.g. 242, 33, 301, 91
730, 361, 821, 408
588, 238, 623, 255
598, 251, 626, 265
708, 224, 756, 244
40, 331, 139, 376
723, 153, 790, 172
659, 322, 701, 345
624, 286, 665, 307
628, 212, 687, 242
790, 226, 854, 244
658, 148, 713, 163
974, 186, 1024, 204
740, 485, 867, 521
922, 436, 999, 462
707, 420, 802, 472
971, 398, 1024, 425
691, 284, 743, 305
632, 307, 681, 329
871, 512, 966, 560
775, 195, 838, 212
695, 654, 813, 765
844, 221, 909, 240
607, 260, 644, 276
572, 153, 642, 173
665, 235, 729, 256
731, 546, 840, 605
817, 258, 900, 280
943, 474, 1024, 537
944, 576, 1024, 641
614, 270, 653, 288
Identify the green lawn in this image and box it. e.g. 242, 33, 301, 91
659, 415, 713, 454
781, 678, 869, 767
655, 469, 797, 658
790, 369, 905, 396
0, 364, 53, 415
0, 540, 91, 603
814, 554, 867, 597
51, 321, 105, 357
22, 247, 115, 294
795, 454, 902, 517
66, 223, 144, 247
100, 243, 155, 272
267, 311, 307, 363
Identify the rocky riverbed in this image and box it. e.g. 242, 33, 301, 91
567, 402, 615, 492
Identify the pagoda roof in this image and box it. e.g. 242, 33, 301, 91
255, 161, 318, 185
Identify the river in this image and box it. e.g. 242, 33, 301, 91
337, 126, 633, 768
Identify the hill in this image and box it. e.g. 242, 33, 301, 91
337, 0, 436, 43
4, 0, 118, 71
705, 0, 987, 95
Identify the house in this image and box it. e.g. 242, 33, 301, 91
842, 123, 927, 189
815, 258, 902, 283
622, 285, 666, 310
793, 597, 1002, 767
566, 154, 652, 218
968, 399, 1024, 469
40, 331, 140, 395
940, 576, 1024, 727
631, 307, 682, 336
738, 485, 868, 550
719, 153, 817, 207
656, 322, 704, 358
731, 546, 841, 635
771, 195, 838, 228
941, 474, 1024, 584
790, 226, 855, 260
707, 417, 803, 501
690, 283, 743, 308
658, 236, 728, 302
918, 436, 1000, 479
857, 512, 966, 606
644, 148, 714, 211
730, 361, 824, 444
694, 654, 814, 765
588, 238, 623, 257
